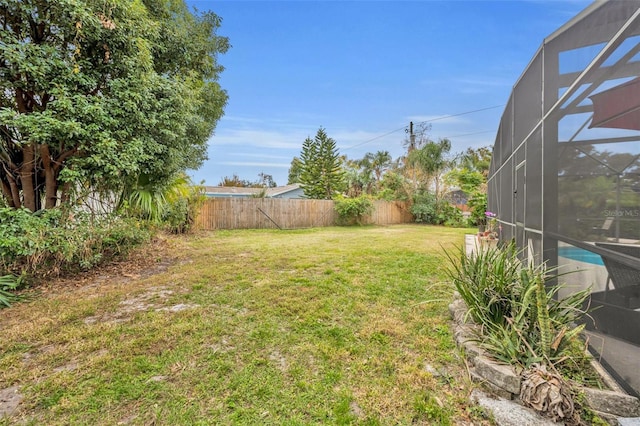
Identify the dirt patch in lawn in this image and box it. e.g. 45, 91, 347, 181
0, 234, 193, 419
32, 234, 184, 296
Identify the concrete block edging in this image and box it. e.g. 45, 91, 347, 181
449, 292, 640, 423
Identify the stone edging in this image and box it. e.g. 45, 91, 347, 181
449, 293, 640, 425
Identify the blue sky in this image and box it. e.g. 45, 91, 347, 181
185, 0, 591, 187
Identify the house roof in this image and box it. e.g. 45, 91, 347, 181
204, 183, 301, 197
265, 183, 301, 197
203, 186, 264, 196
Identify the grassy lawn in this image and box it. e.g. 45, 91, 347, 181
1, 225, 490, 425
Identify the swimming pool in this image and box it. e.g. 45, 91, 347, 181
558, 246, 605, 266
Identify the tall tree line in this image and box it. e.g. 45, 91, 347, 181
0, 0, 228, 211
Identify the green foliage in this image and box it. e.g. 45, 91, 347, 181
458, 146, 492, 176
287, 157, 303, 185
120, 172, 200, 225
120, 173, 168, 223
364, 150, 392, 188
377, 170, 408, 201
163, 183, 206, 234
0, 0, 228, 211
407, 139, 452, 176
406, 138, 452, 198
299, 128, 346, 199
334, 195, 374, 225
218, 173, 250, 187
119, 172, 205, 233
0, 273, 25, 308
218, 173, 277, 188
467, 191, 487, 227
411, 191, 464, 226
446, 147, 492, 227
0, 207, 151, 276
445, 243, 591, 369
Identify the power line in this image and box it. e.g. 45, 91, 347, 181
342, 125, 408, 151
412, 104, 505, 126
342, 104, 504, 151
442, 130, 495, 139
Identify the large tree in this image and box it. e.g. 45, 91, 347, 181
365, 150, 392, 189
406, 138, 452, 196
0, 0, 228, 211
299, 128, 345, 199
446, 147, 491, 226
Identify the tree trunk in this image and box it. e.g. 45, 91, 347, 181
1, 179, 16, 208
6, 172, 21, 208
40, 144, 58, 209
20, 143, 36, 211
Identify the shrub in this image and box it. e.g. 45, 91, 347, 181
0, 207, 151, 276
411, 192, 464, 226
334, 195, 374, 225
467, 191, 487, 227
163, 184, 206, 234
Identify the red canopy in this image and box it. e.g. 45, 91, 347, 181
589, 77, 640, 131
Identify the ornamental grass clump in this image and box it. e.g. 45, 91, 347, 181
445, 242, 590, 368
445, 242, 521, 335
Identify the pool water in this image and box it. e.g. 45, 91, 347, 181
558, 246, 605, 266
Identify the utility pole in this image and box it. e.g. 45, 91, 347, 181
409, 121, 415, 152
409, 121, 417, 189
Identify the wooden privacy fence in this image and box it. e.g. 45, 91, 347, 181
195, 198, 413, 230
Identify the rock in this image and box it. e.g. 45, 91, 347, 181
461, 339, 483, 365
580, 387, 640, 418
618, 418, 640, 426
448, 299, 469, 324
471, 370, 514, 400
471, 389, 557, 426
474, 356, 521, 395
424, 363, 442, 377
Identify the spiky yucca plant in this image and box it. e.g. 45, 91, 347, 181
445, 243, 591, 368
446, 243, 594, 423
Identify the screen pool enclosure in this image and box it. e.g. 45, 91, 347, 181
487, 1, 640, 396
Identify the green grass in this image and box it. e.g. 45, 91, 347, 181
1, 225, 491, 425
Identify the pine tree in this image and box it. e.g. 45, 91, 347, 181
299, 128, 345, 199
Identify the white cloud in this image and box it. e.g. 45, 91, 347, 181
227, 152, 291, 160
219, 161, 291, 169
208, 129, 304, 150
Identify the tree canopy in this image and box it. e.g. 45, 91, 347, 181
218, 173, 277, 188
0, 0, 228, 211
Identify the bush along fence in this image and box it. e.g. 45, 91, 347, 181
194, 198, 413, 230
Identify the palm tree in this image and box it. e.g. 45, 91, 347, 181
367, 150, 392, 189
119, 173, 193, 222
